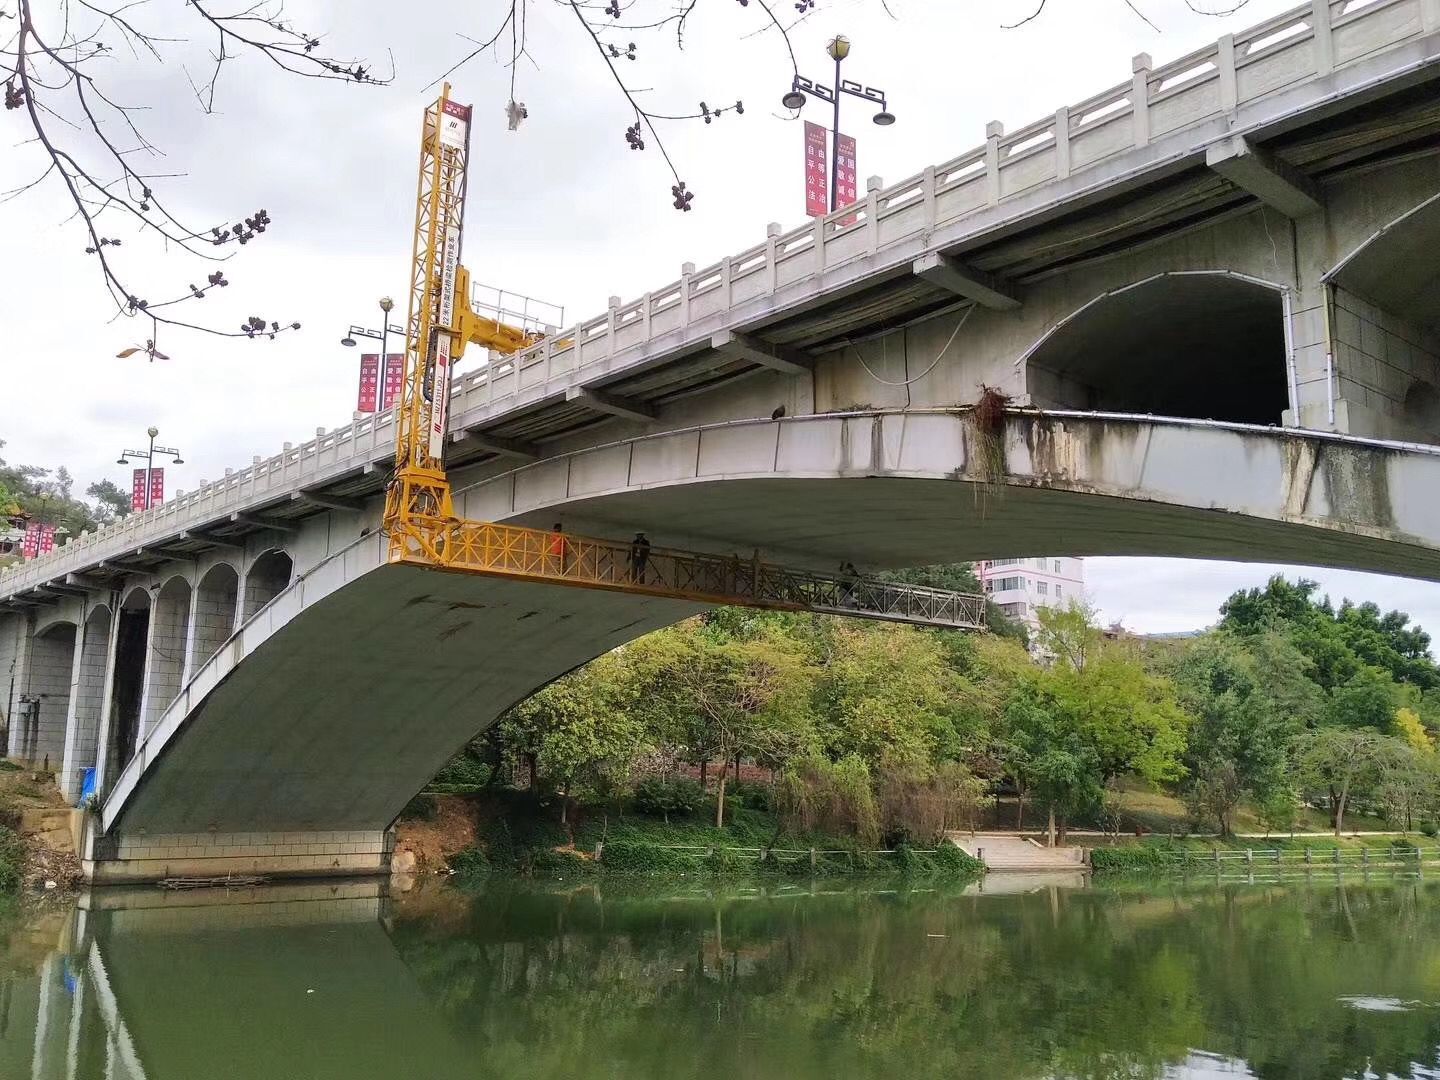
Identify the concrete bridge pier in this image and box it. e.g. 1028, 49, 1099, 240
80, 826, 393, 884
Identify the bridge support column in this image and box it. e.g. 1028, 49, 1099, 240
0, 610, 32, 759
90, 605, 124, 798
60, 606, 113, 803
83, 827, 393, 884
27, 625, 76, 769
139, 578, 191, 739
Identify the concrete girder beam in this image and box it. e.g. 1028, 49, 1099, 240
1205, 135, 1321, 219
710, 330, 812, 376
912, 252, 1020, 310
449, 430, 540, 461
565, 386, 656, 423
42, 582, 90, 598
292, 490, 365, 513
178, 530, 246, 551
65, 572, 105, 588
230, 512, 299, 535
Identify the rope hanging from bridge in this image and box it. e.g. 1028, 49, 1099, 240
844, 304, 974, 388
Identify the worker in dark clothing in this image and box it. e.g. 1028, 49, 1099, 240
629, 532, 652, 584
839, 561, 860, 606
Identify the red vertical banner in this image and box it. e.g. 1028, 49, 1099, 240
804, 121, 828, 218
148, 468, 165, 508
357, 353, 380, 413
382, 354, 405, 410
36, 524, 55, 555
21, 522, 40, 559
131, 469, 147, 512
836, 132, 858, 224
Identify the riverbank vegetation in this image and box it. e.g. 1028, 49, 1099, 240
403, 789, 982, 881
423, 568, 1440, 870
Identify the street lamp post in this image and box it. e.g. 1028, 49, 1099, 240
341, 297, 405, 411
782, 35, 895, 212
117, 426, 183, 512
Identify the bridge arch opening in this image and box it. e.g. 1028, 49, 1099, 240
143, 577, 192, 738
23, 621, 76, 767
107, 587, 151, 777
243, 550, 294, 622
1326, 192, 1440, 441
1022, 273, 1289, 425
193, 563, 239, 669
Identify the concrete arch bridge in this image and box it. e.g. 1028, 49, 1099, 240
52, 410, 1440, 881
1, 0, 1439, 879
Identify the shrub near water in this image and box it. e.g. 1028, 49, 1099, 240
0, 826, 24, 893
1089, 844, 1187, 872
631, 777, 704, 820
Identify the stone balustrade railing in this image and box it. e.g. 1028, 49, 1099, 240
4, 0, 1435, 600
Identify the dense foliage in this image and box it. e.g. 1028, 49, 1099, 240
0, 826, 24, 893
0, 439, 131, 564
447, 570, 1440, 846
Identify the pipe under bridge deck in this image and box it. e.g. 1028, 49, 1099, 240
396, 519, 987, 630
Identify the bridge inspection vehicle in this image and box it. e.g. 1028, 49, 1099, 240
378, 85, 986, 631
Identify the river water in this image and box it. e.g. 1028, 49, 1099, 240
4, 871, 1440, 1078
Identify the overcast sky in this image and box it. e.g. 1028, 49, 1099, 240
5, 0, 1440, 642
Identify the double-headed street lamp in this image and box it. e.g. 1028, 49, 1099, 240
781, 35, 895, 212
339, 298, 403, 417
117, 426, 183, 512
340, 296, 403, 362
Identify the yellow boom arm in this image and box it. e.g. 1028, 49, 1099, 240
383, 85, 532, 561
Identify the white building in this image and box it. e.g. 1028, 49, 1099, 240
977, 557, 1087, 634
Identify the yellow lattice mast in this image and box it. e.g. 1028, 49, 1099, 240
372, 88, 985, 633
385, 85, 534, 564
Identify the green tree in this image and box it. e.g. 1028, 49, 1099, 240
1002, 679, 1104, 845
85, 479, 133, 526
629, 621, 815, 827
1047, 648, 1189, 789
1167, 633, 1309, 834
500, 652, 651, 832
1325, 667, 1398, 730
814, 623, 963, 767
1221, 574, 1440, 692
1034, 601, 1104, 671
1291, 727, 1394, 836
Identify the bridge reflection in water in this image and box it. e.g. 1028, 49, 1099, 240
7, 872, 1440, 1079
4, 883, 471, 1080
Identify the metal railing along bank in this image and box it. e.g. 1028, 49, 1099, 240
4, 0, 1435, 600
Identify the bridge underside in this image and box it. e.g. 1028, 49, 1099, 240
509, 475, 1440, 582
88, 569, 701, 881
91, 414, 1440, 881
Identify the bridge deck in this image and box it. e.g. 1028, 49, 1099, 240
2, 0, 1436, 604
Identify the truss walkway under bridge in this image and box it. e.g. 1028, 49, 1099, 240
399, 519, 987, 631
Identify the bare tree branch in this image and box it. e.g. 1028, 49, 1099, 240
437, 0, 793, 212
4, 0, 385, 348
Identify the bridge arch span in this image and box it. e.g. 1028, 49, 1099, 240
33, 607, 79, 638
1019, 271, 1292, 427
93, 411, 1440, 877
242, 548, 293, 622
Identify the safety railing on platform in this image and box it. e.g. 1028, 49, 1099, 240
3, 0, 1433, 599
394, 519, 987, 630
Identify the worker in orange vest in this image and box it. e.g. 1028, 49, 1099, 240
548, 522, 567, 575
